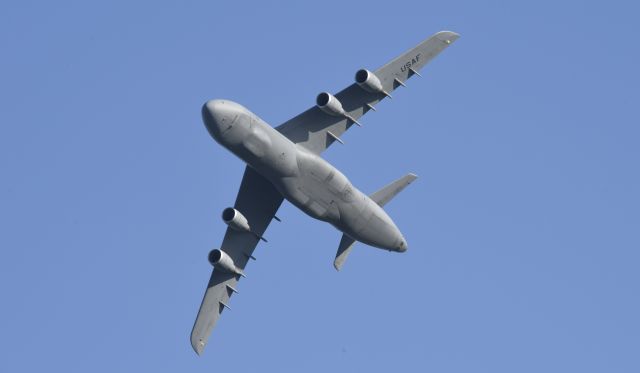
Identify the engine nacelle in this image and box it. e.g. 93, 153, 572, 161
316, 92, 347, 117
222, 207, 251, 232
208, 249, 244, 276
355, 69, 384, 93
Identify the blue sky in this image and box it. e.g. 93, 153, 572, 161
1, 1, 639, 372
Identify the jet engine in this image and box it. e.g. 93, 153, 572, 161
222, 207, 251, 232
316, 92, 361, 126
208, 249, 244, 276
316, 92, 348, 117
355, 69, 385, 93
222, 207, 268, 242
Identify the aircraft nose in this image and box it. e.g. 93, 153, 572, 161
202, 100, 232, 139
397, 236, 408, 252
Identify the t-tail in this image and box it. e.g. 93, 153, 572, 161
334, 173, 418, 270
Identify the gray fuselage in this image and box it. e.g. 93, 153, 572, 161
202, 99, 407, 252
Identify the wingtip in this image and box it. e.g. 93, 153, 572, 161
191, 335, 206, 356
435, 30, 461, 44
192, 344, 204, 356
333, 259, 343, 271
406, 173, 418, 183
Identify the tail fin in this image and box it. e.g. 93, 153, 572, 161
333, 173, 418, 271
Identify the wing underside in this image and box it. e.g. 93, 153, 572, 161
191, 166, 283, 355
276, 31, 459, 154
191, 31, 459, 354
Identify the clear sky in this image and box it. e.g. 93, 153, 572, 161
1, 1, 639, 372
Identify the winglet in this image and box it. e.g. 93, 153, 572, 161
334, 234, 357, 271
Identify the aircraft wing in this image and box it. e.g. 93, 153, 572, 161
275, 31, 459, 154
190, 166, 283, 355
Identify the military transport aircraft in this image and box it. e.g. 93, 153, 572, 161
191, 30, 459, 355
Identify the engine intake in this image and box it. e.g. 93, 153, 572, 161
208, 249, 245, 276
316, 92, 348, 117
355, 69, 384, 93
316, 92, 361, 127
222, 207, 251, 232
222, 207, 268, 242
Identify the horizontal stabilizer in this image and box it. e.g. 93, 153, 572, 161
370, 173, 418, 207
334, 234, 357, 271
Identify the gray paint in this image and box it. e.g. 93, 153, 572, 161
333, 172, 419, 270
203, 99, 408, 251
191, 31, 460, 355
276, 31, 459, 154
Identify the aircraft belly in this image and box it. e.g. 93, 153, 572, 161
227, 120, 400, 248
337, 196, 372, 234
236, 117, 299, 180
282, 179, 340, 221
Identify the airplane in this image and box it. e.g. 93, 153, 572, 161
191, 30, 459, 355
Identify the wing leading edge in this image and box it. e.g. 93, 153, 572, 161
191, 166, 283, 355
276, 31, 459, 154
